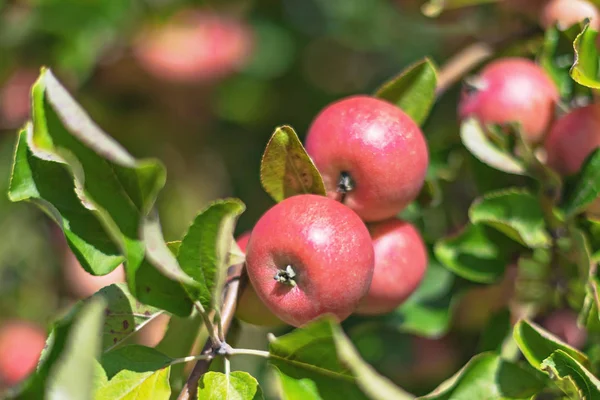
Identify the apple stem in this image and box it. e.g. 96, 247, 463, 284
337, 171, 354, 203
274, 265, 297, 287
462, 75, 486, 95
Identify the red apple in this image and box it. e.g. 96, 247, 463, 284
133, 10, 253, 83
245, 194, 374, 327
235, 232, 285, 327
544, 104, 600, 176
305, 95, 428, 222
459, 58, 559, 143
356, 219, 428, 315
0, 321, 46, 387
541, 0, 600, 30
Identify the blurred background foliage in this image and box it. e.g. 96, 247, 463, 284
0, 0, 550, 396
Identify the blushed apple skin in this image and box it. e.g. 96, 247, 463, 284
356, 219, 428, 315
0, 321, 46, 387
245, 194, 375, 327
544, 104, 600, 176
541, 0, 600, 30
234, 232, 286, 327
459, 58, 559, 143
304, 95, 428, 222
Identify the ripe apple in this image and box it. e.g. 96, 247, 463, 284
541, 309, 587, 348
245, 194, 374, 327
356, 219, 428, 315
0, 321, 46, 387
541, 0, 599, 30
133, 10, 253, 83
304, 95, 428, 222
544, 104, 600, 176
234, 232, 285, 327
459, 58, 559, 143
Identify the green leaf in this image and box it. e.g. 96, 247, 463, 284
45, 298, 106, 400
93, 283, 162, 352
579, 277, 600, 332
140, 211, 200, 289
460, 119, 526, 176
177, 199, 245, 311
197, 371, 264, 400
260, 125, 326, 203
269, 317, 413, 400
541, 350, 600, 399
385, 258, 456, 337
469, 188, 550, 248
418, 352, 545, 400
513, 319, 588, 370
562, 148, 600, 217
374, 58, 438, 125
137, 214, 196, 316
29, 68, 165, 267
421, 0, 498, 17
9, 126, 123, 276
10, 69, 193, 315
570, 23, 600, 89
434, 224, 511, 283
131, 257, 194, 317
94, 345, 171, 400
17, 298, 105, 399
479, 309, 512, 354
539, 25, 583, 99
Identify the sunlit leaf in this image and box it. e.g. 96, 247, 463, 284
374, 58, 438, 125
260, 125, 326, 203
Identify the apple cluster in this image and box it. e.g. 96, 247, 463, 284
236, 95, 429, 328
458, 55, 600, 178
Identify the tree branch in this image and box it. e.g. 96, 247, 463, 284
177, 264, 247, 400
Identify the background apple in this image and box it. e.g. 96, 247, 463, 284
0, 320, 46, 388
459, 58, 559, 143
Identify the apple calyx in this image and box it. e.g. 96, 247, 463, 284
274, 265, 297, 287
337, 171, 355, 202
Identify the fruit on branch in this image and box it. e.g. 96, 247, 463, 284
0, 321, 46, 387
133, 10, 253, 83
544, 104, 600, 176
541, 309, 587, 348
304, 96, 428, 222
234, 231, 285, 327
356, 219, 428, 315
541, 0, 600, 30
245, 194, 374, 327
459, 58, 559, 143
